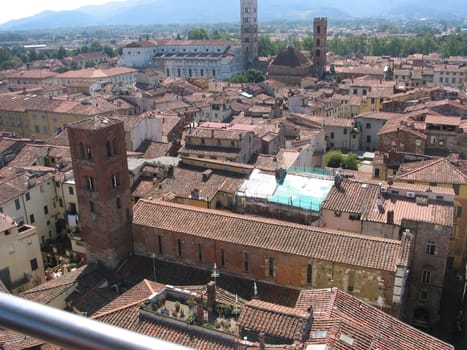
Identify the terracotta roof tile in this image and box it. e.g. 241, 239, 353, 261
20, 266, 87, 304
133, 200, 407, 272
321, 181, 379, 215
396, 158, 467, 184
237, 299, 311, 341
296, 288, 453, 350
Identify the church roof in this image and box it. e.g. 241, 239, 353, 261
271, 47, 311, 68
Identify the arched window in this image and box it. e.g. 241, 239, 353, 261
307, 264, 313, 284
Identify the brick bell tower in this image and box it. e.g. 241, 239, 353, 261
241, 0, 259, 68
313, 17, 328, 79
68, 116, 133, 269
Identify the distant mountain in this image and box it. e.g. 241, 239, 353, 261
0, 0, 465, 31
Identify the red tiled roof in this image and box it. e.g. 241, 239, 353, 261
133, 200, 407, 272
321, 181, 379, 215
271, 47, 311, 68
20, 266, 87, 304
237, 299, 311, 341
296, 288, 453, 350
92, 280, 237, 350
396, 158, 467, 185
367, 196, 454, 227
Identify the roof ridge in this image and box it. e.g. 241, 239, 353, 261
92, 299, 146, 320
21, 281, 75, 295
136, 199, 403, 246
144, 279, 156, 294
247, 299, 309, 319
399, 157, 467, 181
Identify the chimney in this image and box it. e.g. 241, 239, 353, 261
207, 281, 216, 312
196, 296, 204, 323
258, 332, 265, 350
387, 210, 394, 224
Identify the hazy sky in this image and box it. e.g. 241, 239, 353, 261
0, 0, 127, 25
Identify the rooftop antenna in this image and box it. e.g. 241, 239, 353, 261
211, 263, 220, 283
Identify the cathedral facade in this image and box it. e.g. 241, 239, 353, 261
119, 0, 259, 81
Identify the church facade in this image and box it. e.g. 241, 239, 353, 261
119, 0, 259, 81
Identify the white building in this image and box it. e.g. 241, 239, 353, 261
119, 0, 259, 81
433, 64, 466, 87
119, 40, 246, 82
0, 168, 62, 244
0, 213, 44, 293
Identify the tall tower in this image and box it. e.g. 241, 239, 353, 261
67, 116, 133, 269
241, 0, 259, 68
313, 17, 328, 79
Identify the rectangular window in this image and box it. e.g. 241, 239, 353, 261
198, 243, 202, 263
426, 241, 435, 255
29, 214, 35, 224
244, 252, 249, 272
15, 198, 20, 210
330, 132, 334, 139
43, 206, 48, 215
30, 258, 38, 271
220, 248, 225, 266
112, 174, 119, 188
90, 201, 95, 214
87, 177, 94, 192
116, 197, 121, 209
177, 239, 182, 257
307, 264, 313, 284
366, 135, 371, 143
158, 235, 163, 255
366, 123, 371, 129
268, 257, 274, 277
25, 192, 31, 201
68, 186, 74, 195
422, 270, 431, 284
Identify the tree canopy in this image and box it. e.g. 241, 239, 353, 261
187, 28, 209, 40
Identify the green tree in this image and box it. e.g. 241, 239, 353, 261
245, 69, 265, 83
103, 45, 115, 58
187, 28, 209, 40
57, 46, 67, 59
28, 49, 37, 62
85, 60, 96, 68
325, 151, 344, 168
342, 153, 360, 170
89, 40, 103, 52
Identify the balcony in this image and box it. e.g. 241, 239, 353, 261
139, 284, 241, 344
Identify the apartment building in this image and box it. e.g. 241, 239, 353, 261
180, 123, 261, 164
0, 213, 44, 293
320, 179, 454, 329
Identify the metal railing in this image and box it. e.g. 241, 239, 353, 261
0, 292, 192, 350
